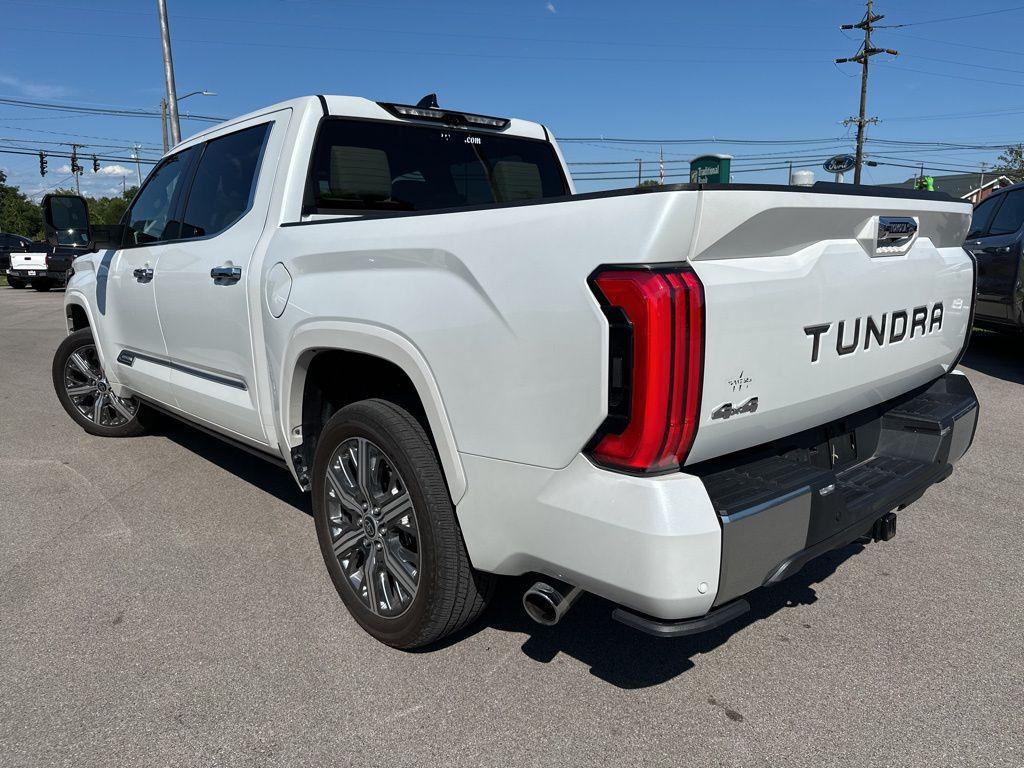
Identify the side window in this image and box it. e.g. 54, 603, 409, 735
986, 190, 1024, 236
967, 195, 1001, 239
124, 148, 196, 246
179, 123, 270, 239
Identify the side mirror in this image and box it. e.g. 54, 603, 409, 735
41, 194, 91, 249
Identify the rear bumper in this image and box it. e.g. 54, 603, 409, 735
458, 373, 978, 632
614, 372, 978, 635
7, 268, 64, 282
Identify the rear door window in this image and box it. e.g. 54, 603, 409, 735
986, 190, 1024, 236
306, 118, 569, 213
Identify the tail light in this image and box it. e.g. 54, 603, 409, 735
587, 265, 705, 474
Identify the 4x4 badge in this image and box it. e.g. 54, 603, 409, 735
711, 397, 759, 421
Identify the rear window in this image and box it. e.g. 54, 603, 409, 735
305, 118, 569, 213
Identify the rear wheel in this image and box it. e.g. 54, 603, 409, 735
32, 278, 52, 292
7, 277, 26, 289
312, 399, 492, 649
51, 329, 151, 437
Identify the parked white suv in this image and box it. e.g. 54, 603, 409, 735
45, 94, 979, 648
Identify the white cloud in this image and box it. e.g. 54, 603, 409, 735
0, 73, 68, 100
97, 164, 133, 176
546, 2, 556, 13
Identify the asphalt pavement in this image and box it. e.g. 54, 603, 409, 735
1, 288, 1021, 768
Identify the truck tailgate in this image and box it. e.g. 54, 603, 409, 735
685, 188, 974, 465
9, 251, 49, 271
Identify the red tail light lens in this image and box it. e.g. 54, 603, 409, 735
588, 266, 704, 474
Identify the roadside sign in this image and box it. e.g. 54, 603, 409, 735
690, 154, 732, 184
823, 154, 856, 174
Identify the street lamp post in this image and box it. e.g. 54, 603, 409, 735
160, 90, 215, 152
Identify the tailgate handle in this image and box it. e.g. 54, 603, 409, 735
876, 216, 919, 254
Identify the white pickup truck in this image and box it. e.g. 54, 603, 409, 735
44, 94, 979, 648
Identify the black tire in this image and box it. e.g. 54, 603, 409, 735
7, 277, 26, 289
312, 399, 493, 649
51, 329, 151, 437
32, 279, 52, 292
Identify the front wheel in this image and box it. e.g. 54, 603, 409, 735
312, 399, 493, 649
51, 329, 151, 437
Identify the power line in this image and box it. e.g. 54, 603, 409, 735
0, 146, 158, 165
0, 96, 222, 122
3, 24, 827, 67
0, 0, 838, 55
878, 3, 1024, 28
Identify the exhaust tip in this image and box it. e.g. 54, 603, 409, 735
522, 580, 582, 626
522, 584, 560, 625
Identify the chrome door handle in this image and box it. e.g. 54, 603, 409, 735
133, 267, 153, 282
210, 265, 242, 283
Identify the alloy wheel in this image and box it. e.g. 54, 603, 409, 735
63, 344, 139, 427
324, 437, 421, 617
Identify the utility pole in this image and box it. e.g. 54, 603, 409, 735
836, 1, 898, 184
160, 98, 169, 153
157, 0, 181, 145
131, 145, 143, 185
635, 158, 642, 187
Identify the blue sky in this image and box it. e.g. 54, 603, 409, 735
1, 0, 1022, 198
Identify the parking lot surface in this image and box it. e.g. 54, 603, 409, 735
1, 289, 1021, 768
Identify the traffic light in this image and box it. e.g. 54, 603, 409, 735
39, 152, 47, 177
92, 154, 99, 173
70, 147, 80, 175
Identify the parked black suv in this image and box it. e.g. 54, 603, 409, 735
0, 232, 32, 286
966, 182, 1024, 333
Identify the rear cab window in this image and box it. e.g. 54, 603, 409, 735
304, 118, 569, 215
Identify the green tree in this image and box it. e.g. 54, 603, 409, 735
994, 144, 1024, 182
0, 169, 42, 238
87, 186, 138, 226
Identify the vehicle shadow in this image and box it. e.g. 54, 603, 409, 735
437, 542, 866, 689
157, 419, 310, 514
962, 330, 1024, 385
154, 416, 865, 688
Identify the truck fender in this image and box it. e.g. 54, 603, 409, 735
279, 320, 468, 503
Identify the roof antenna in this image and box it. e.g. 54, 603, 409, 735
416, 93, 439, 109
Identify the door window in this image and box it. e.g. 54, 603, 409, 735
179, 123, 270, 239
123, 148, 197, 246
986, 190, 1024, 236
967, 195, 1002, 239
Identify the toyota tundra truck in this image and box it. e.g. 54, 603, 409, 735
43, 94, 979, 649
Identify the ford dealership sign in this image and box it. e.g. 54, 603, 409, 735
823, 154, 857, 174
